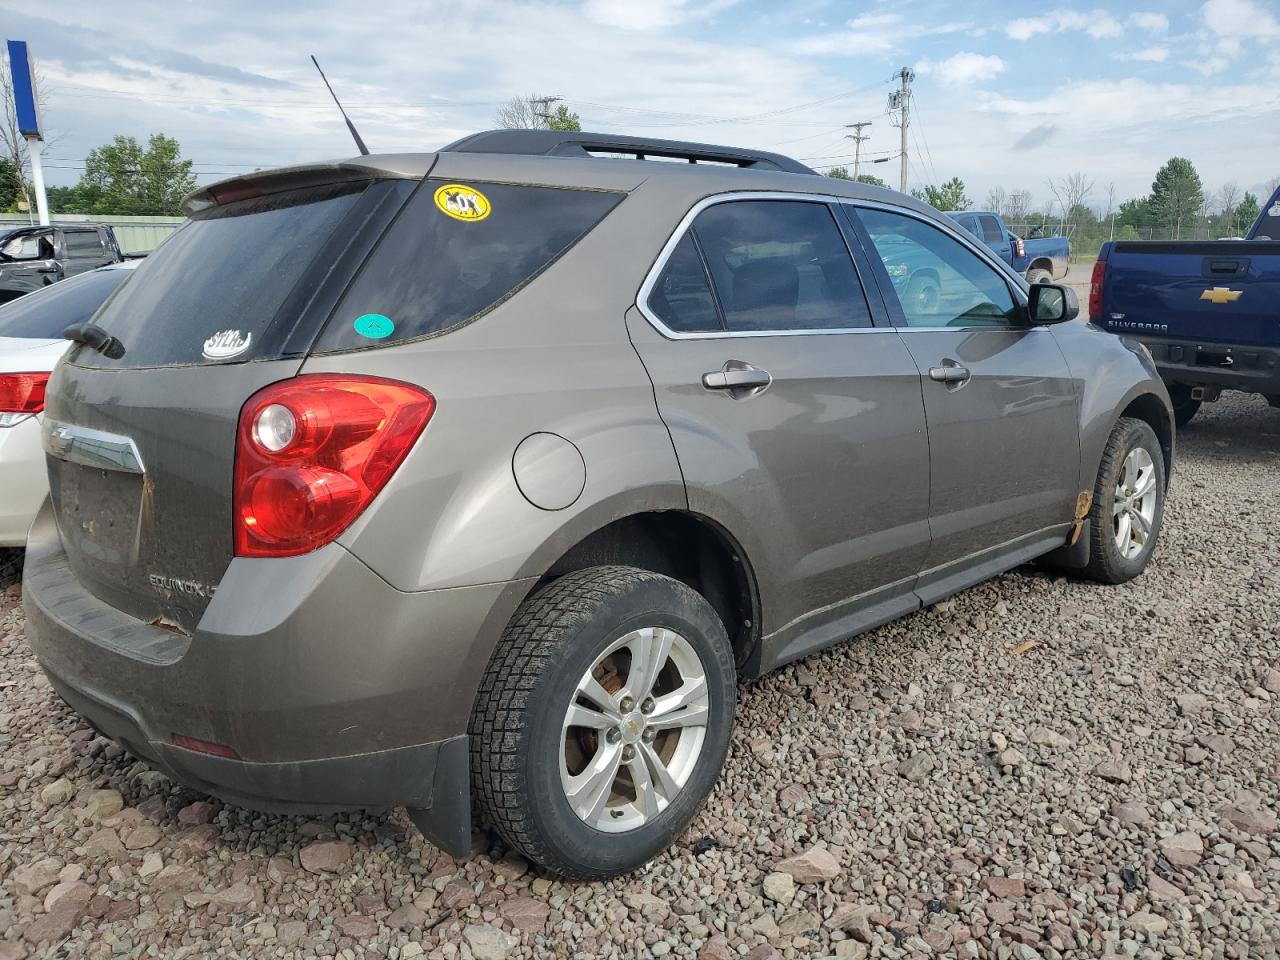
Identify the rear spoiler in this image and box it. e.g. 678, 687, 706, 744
183, 155, 435, 216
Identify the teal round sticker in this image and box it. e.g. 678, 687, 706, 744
353, 313, 394, 339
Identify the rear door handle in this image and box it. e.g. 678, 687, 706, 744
928, 364, 971, 384
702, 366, 772, 391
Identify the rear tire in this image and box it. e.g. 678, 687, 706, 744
1025, 268, 1052, 284
1079, 418, 1166, 584
1166, 384, 1201, 427
469, 566, 736, 880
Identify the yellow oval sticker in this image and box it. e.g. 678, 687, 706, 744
434, 183, 491, 222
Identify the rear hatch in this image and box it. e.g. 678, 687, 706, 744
42, 167, 421, 631
1102, 240, 1280, 346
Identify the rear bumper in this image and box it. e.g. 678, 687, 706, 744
0, 415, 48, 547
1129, 336, 1280, 396
22, 501, 534, 855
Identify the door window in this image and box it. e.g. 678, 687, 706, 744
978, 216, 1003, 244
1, 232, 51, 260
956, 215, 980, 238
855, 207, 1019, 328
63, 230, 106, 258
647, 199, 873, 334
647, 232, 722, 334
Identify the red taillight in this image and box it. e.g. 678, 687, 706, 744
0, 372, 49, 414
1088, 259, 1106, 319
234, 375, 435, 558
1013, 237, 1025, 260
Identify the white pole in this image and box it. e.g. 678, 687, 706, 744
26, 136, 50, 226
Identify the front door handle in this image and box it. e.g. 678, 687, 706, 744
928, 363, 971, 384
703, 366, 772, 391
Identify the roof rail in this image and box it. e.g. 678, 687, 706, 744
440, 129, 817, 175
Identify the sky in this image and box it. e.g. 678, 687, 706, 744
4, 0, 1279, 212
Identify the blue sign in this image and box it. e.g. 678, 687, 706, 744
6, 40, 41, 140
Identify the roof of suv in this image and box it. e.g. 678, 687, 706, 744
186, 130, 939, 221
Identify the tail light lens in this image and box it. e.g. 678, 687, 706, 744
0, 372, 50, 424
1013, 237, 1025, 259
1088, 259, 1106, 319
234, 375, 435, 558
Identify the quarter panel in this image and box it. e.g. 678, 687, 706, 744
1049, 319, 1173, 489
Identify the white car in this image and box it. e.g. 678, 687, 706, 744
0, 261, 138, 568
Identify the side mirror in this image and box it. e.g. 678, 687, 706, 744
1028, 283, 1078, 324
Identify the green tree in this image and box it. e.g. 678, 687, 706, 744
825, 166, 852, 180
1236, 192, 1260, 234
911, 177, 971, 211
1148, 157, 1203, 240
0, 156, 18, 211
545, 104, 581, 132
74, 134, 197, 216
855, 173, 888, 188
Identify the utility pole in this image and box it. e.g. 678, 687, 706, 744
887, 67, 913, 193
844, 121, 872, 180
531, 95, 563, 129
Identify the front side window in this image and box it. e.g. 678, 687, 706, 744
648, 199, 872, 334
855, 207, 1019, 328
1, 231, 52, 260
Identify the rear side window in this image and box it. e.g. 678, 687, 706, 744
0, 269, 131, 339
79, 181, 376, 368
978, 216, 1003, 244
313, 180, 623, 352
648, 233, 722, 334
64, 230, 105, 257
654, 199, 871, 334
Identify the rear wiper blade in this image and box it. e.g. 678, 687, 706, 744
64, 322, 126, 359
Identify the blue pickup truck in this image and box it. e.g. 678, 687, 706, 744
946, 211, 1070, 283
1091, 184, 1280, 425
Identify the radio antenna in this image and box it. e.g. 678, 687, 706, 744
310, 55, 369, 156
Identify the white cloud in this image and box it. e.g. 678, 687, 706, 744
1007, 9, 1123, 41
1202, 0, 1280, 40
793, 11, 973, 55
916, 52, 1006, 86
583, 0, 740, 31
1125, 46, 1170, 62
1128, 12, 1169, 33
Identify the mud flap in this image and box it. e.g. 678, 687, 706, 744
407, 735, 473, 858
1042, 491, 1093, 569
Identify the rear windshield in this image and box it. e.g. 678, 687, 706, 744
0, 268, 131, 339
312, 179, 622, 352
77, 182, 374, 368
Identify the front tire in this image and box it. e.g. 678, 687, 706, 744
469, 566, 737, 879
1080, 418, 1166, 584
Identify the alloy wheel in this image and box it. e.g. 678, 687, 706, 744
559, 626, 709, 832
1113, 446, 1158, 560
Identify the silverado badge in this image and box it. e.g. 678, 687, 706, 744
1200, 287, 1242, 304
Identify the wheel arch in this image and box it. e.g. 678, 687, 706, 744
1117, 391, 1174, 480
535, 510, 762, 672
1027, 257, 1054, 273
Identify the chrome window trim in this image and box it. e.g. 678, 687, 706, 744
42, 418, 146, 475
635, 191, 889, 341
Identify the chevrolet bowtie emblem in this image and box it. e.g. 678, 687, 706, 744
1200, 287, 1242, 304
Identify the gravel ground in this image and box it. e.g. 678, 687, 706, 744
2, 393, 1278, 960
